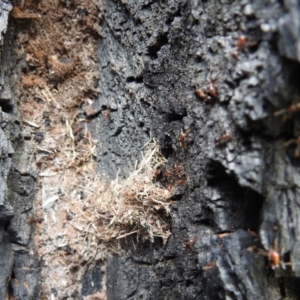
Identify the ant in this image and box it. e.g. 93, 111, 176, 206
216, 133, 234, 146
179, 130, 187, 148
284, 136, 300, 157
163, 169, 173, 180
195, 71, 219, 103
202, 261, 216, 271
268, 249, 281, 270
179, 129, 191, 149
195, 89, 210, 102
208, 78, 218, 99
110, 64, 120, 74
248, 239, 291, 270
287, 102, 300, 114
184, 238, 196, 250
103, 107, 111, 119
163, 162, 186, 187
195, 78, 218, 103
274, 102, 300, 117
172, 162, 184, 177
27, 217, 44, 224
154, 168, 162, 179
177, 178, 186, 186
236, 35, 247, 52
233, 35, 257, 58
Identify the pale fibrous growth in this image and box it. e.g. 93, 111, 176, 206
67, 141, 173, 256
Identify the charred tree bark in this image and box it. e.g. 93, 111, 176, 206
94, 0, 300, 299
0, 2, 40, 299
1, 0, 300, 299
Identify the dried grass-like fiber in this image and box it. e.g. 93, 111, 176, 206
69, 141, 172, 257
14, 0, 109, 297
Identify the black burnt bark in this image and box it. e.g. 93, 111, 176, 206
92, 0, 300, 299
1, 0, 300, 299
0, 2, 40, 299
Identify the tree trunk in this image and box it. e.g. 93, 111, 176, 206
1, 0, 300, 299
96, 0, 300, 299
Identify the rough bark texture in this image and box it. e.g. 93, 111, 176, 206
0, 3, 40, 298
1, 0, 300, 299
94, 0, 300, 299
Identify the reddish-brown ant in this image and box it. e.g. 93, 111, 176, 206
208, 78, 218, 99
216, 133, 234, 146
179, 129, 190, 149
177, 179, 186, 186
110, 64, 120, 74
202, 261, 216, 271
233, 35, 249, 59
248, 247, 281, 269
195, 76, 219, 102
236, 35, 247, 52
268, 249, 281, 270
248, 239, 291, 270
154, 168, 161, 177
179, 130, 187, 148
184, 238, 196, 249
164, 169, 173, 180
163, 162, 186, 189
287, 102, 300, 114
27, 217, 44, 224
195, 89, 209, 101
218, 232, 231, 239
164, 171, 183, 185
284, 136, 300, 157
233, 35, 259, 58
195, 79, 218, 102
274, 102, 300, 117
174, 162, 184, 175
103, 108, 111, 119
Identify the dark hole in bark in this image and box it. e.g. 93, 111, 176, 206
3, 220, 11, 231
7, 265, 16, 298
161, 141, 174, 158
167, 110, 187, 122
0, 99, 13, 113
126, 76, 143, 83
141, 0, 160, 11
207, 160, 264, 231
147, 34, 168, 59
185, 278, 194, 287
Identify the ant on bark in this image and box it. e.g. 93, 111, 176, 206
215, 133, 234, 146
248, 238, 292, 270
274, 102, 300, 117
284, 136, 300, 157
195, 72, 219, 103
184, 238, 196, 250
